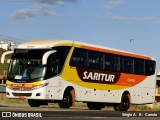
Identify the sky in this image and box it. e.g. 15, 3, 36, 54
0, 0, 160, 71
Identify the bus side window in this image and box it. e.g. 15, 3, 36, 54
145, 61, 155, 76
105, 54, 119, 72
134, 59, 145, 75
88, 51, 103, 70
120, 57, 133, 74
70, 48, 87, 68
70, 56, 80, 67
45, 55, 59, 79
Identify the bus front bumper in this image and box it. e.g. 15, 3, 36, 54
6, 87, 47, 100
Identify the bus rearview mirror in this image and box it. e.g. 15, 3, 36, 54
42, 50, 57, 65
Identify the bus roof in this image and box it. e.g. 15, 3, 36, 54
16, 40, 154, 60
17, 40, 69, 49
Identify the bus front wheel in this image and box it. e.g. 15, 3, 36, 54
113, 94, 130, 111
58, 91, 72, 108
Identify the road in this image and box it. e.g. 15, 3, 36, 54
0, 104, 159, 120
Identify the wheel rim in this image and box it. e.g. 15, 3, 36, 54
64, 96, 70, 104
122, 96, 129, 110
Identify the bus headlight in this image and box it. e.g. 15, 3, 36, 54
31, 82, 49, 90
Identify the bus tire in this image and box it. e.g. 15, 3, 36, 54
28, 99, 40, 107
58, 91, 72, 108
87, 102, 103, 110
113, 94, 130, 111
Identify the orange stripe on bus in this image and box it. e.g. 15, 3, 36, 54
81, 45, 152, 60
115, 73, 147, 86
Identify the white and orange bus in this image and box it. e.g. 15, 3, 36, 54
1, 40, 156, 111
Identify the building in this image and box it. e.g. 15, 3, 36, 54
156, 72, 160, 102
0, 36, 16, 50
0, 41, 16, 50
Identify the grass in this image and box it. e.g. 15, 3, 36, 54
130, 105, 154, 111
0, 94, 28, 105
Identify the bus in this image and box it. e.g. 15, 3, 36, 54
1, 40, 156, 111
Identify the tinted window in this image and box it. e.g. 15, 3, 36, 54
70, 48, 87, 68
145, 60, 155, 76
45, 46, 70, 79
105, 54, 119, 72
120, 57, 133, 73
70, 48, 156, 76
134, 59, 145, 75
88, 51, 103, 69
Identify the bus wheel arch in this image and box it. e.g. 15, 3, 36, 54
114, 91, 130, 111
58, 86, 75, 108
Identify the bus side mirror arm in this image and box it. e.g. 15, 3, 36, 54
1, 51, 14, 64
42, 50, 57, 65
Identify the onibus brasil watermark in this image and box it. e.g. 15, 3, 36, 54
1, 112, 42, 118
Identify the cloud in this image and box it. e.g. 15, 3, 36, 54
104, 0, 156, 23
34, 0, 64, 5
10, 0, 80, 20
106, 0, 124, 10
34, 0, 80, 5
107, 13, 156, 23
10, 5, 58, 20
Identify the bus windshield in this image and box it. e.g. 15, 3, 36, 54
8, 49, 49, 82
8, 46, 71, 82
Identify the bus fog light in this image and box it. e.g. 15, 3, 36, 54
36, 93, 42, 96
6, 92, 10, 95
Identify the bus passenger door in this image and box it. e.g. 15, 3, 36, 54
45, 77, 59, 100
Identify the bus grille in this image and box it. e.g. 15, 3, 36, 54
12, 93, 32, 97
12, 88, 32, 91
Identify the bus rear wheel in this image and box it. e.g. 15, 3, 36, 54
28, 99, 40, 107
87, 102, 103, 110
113, 94, 130, 111
58, 91, 72, 108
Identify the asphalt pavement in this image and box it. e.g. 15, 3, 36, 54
0, 104, 159, 120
